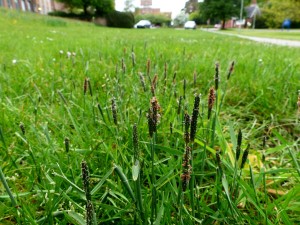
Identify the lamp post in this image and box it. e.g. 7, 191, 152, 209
240, 0, 244, 28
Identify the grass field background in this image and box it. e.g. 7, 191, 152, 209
0, 8, 299, 224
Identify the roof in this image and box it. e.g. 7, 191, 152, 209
246, 4, 261, 18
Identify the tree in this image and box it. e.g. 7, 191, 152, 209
173, 10, 188, 27
260, 0, 300, 28
93, 0, 114, 16
55, 0, 114, 16
124, 0, 135, 12
200, 0, 245, 29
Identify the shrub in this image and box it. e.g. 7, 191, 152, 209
48, 11, 93, 21
254, 15, 268, 29
189, 11, 207, 25
106, 10, 135, 28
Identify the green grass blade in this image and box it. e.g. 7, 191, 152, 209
154, 192, 164, 225
113, 164, 136, 202
91, 167, 114, 196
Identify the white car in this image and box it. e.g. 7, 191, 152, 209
184, 21, 196, 29
134, 20, 151, 28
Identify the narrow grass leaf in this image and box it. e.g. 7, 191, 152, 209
113, 164, 136, 202
54, 163, 84, 194
91, 167, 114, 196
154, 192, 164, 225
64, 211, 86, 225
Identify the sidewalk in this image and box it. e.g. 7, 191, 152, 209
202, 29, 300, 47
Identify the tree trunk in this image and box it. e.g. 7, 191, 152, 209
221, 19, 226, 30
83, 4, 88, 15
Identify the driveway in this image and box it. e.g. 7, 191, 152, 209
202, 29, 300, 47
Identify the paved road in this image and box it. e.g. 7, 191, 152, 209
202, 29, 300, 47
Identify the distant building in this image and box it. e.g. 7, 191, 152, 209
0, 0, 57, 14
223, 0, 261, 29
136, 7, 160, 15
140, 0, 152, 7
245, 0, 261, 28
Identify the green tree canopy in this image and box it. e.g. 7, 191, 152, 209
56, 0, 114, 16
200, 0, 246, 29
260, 0, 300, 28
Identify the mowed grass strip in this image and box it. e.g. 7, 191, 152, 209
219, 28, 300, 41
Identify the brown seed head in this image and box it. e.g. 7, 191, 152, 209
227, 61, 235, 80
147, 97, 161, 137
181, 146, 192, 192
151, 74, 158, 96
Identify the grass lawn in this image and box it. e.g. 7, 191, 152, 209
0, 8, 299, 224
219, 28, 300, 41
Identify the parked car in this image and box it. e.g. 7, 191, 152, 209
214, 24, 221, 29
134, 20, 151, 28
184, 21, 196, 29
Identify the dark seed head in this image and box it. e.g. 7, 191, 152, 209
241, 144, 250, 169
19, 122, 25, 135
214, 62, 220, 90
184, 113, 191, 144
64, 137, 70, 153
208, 87, 215, 119
81, 160, 91, 201
190, 94, 200, 142
227, 61, 235, 80
236, 129, 242, 161
86, 200, 94, 225
133, 124, 139, 161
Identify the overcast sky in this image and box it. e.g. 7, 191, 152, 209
115, 0, 200, 18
